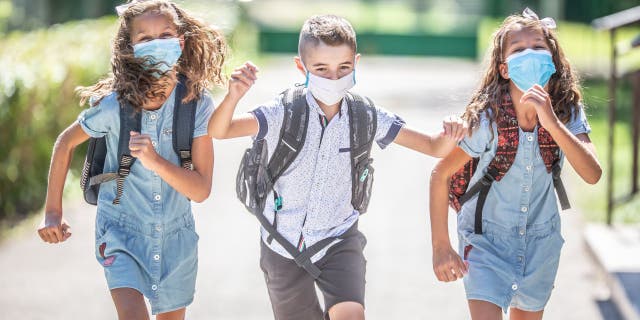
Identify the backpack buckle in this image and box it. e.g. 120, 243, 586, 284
179, 150, 192, 162
274, 196, 283, 211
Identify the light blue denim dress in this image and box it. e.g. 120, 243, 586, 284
457, 106, 591, 312
77, 87, 213, 314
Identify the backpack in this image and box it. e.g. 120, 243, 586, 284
80, 75, 197, 205
448, 94, 570, 235
235, 86, 377, 278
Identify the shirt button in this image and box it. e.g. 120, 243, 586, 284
154, 194, 162, 201
155, 225, 162, 232
527, 136, 533, 142
518, 256, 523, 262
512, 283, 518, 290
521, 206, 528, 212
526, 165, 532, 171
152, 141, 157, 147
150, 114, 157, 120
519, 229, 525, 236
524, 187, 530, 192
151, 284, 158, 291
153, 254, 160, 261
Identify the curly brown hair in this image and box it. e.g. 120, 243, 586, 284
77, 0, 227, 110
462, 12, 582, 136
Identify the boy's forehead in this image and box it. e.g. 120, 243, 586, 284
301, 42, 356, 65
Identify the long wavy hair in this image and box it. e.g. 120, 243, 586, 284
77, 0, 227, 110
462, 13, 582, 136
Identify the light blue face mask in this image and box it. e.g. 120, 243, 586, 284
133, 38, 182, 75
506, 48, 556, 92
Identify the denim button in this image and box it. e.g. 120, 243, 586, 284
527, 136, 533, 142
150, 114, 157, 120
154, 254, 160, 261
526, 165, 532, 171
521, 206, 528, 212
512, 283, 518, 290
155, 225, 162, 232
154, 194, 161, 201
524, 187, 530, 192
151, 284, 158, 291
152, 141, 157, 147
519, 229, 525, 236
518, 256, 523, 262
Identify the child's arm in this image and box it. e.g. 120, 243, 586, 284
393, 116, 466, 157
208, 62, 260, 139
522, 85, 602, 184
429, 147, 471, 281
38, 122, 91, 243
129, 132, 213, 202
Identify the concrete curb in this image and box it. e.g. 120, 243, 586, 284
584, 224, 640, 320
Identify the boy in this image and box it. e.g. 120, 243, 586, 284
209, 15, 465, 320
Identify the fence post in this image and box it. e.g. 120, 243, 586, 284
606, 28, 617, 225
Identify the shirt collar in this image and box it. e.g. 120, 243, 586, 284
304, 88, 346, 119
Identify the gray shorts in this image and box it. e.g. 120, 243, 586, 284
259, 225, 367, 320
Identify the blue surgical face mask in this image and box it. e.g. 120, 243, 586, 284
506, 48, 556, 92
133, 37, 182, 75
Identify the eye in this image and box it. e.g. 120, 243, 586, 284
340, 65, 351, 70
160, 33, 174, 39
138, 36, 152, 43
316, 67, 327, 72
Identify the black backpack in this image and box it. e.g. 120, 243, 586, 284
235, 86, 377, 278
80, 76, 197, 205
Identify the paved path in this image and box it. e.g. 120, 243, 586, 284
0, 57, 607, 319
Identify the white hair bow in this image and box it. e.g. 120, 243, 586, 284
522, 7, 557, 30
115, 0, 146, 17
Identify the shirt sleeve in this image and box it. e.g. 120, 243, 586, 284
564, 105, 592, 136
250, 95, 285, 141
374, 105, 406, 149
458, 112, 493, 158
76, 93, 119, 138
193, 92, 215, 138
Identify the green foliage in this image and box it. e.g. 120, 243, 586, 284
0, 18, 116, 219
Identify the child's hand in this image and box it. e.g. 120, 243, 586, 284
432, 244, 467, 282
129, 131, 161, 171
442, 115, 467, 142
521, 84, 560, 130
228, 61, 259, 100
37, 213, 72, 243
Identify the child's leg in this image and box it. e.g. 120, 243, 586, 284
509, 308, 543, 320
317, 228, 366, 320
111, 288, 150, 320
260, 241, 323, 320
156, 308, 186, 320
327, 302, 365, 320
469, 300, 503, 320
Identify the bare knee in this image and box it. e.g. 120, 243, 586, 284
111, 288, 149, 320
469, 299, 503, 320
156, 308, 186, 320
328, 301, 365, 320
509, 308, 543, 320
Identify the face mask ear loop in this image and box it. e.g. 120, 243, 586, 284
304, 71, 310, 87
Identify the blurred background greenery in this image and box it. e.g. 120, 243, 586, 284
0, 0, 639, 232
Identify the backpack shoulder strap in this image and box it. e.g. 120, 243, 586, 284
345, 92, 377, 212
345, 92, 377, 163
486, 94, 519, 181
172, 74, 197, 170
112, 101, 141, 205
538, 126, 570, 210
266, 86, 309, 184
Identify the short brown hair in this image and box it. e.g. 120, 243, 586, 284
298, 15, 357, 57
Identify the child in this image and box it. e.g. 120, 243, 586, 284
37, 1, 225, 319
209, 15, 465, 320
429, 8, 601, 320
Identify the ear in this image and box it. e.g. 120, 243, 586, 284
355, 53, 361, 65
294, 56, 306, 77
499, 62, 509, 80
